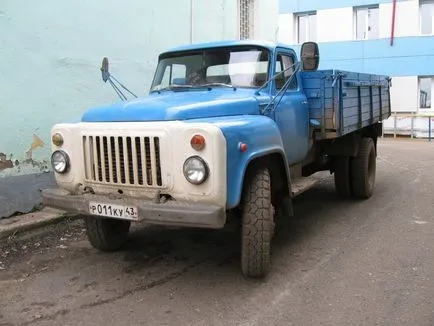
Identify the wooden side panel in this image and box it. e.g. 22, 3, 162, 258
339, 71, 391, 135
301, 70, 338, 135
300, 69, 392, 139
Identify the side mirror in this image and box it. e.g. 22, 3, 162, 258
300, 42, 320, 71
101, 57, 110, 82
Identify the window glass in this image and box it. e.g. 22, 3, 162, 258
296, 12, 316, 43
151, 46, 270, 90
419, 76, 433, 109
275, 54, 297, 90
421, 1, 434, 35
156, 64, 187, 88
355, 6, 379, 40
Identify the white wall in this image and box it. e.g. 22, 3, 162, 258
192, 0, 238, 43
278, 0, 422, 43
379, 0, 419, 38
390, 76, 419, 112
277, 13, 295, 44
317, 7, 354, 42
254, 0, 279, 41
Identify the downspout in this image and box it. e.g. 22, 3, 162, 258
190, 0, 194, 43
390, 0, 397, 46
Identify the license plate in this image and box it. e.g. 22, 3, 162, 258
88, 202, 139, 220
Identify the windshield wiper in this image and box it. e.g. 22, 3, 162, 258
151, 84, 195, 93
197, 82, 236, 90
152, 82, 237, 93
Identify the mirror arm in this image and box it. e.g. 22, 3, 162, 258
110, 75, 138, 98
100, 57, 138, 101
108, 78, 128, 101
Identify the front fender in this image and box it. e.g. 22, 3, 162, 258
211, 115, 289, 209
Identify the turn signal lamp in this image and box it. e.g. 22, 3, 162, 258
52, 133, 64, 147
190, 134, 206, 151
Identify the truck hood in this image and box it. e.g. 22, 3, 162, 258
81, 90, 261, 122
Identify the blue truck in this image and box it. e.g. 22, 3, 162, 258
42, 40, 391, 278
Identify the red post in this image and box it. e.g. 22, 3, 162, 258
390, 0, 397, 46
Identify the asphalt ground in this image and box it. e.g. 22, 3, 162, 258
0, 139, 433, 326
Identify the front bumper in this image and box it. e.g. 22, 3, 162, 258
42, 188, 226, 229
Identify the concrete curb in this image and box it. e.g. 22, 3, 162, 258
0, 207, 81, 240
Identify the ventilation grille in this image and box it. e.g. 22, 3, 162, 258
83, 135, 163, 187
240, 0, 255, 39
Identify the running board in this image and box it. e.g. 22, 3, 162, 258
291, 176, 318, 197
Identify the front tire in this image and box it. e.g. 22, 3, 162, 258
241, 166, 274, 278
84, 216, 131, 252
351, 137, 376, 199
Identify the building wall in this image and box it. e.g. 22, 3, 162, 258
278, 0, 434, 133
0, 0, 278, 177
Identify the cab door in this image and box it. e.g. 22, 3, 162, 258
272, 49, 310, 165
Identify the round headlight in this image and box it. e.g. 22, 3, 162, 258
183, 156, 209, 185
51, 150, 70, 174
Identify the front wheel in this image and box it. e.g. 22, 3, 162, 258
351, 137, 376, 199
241, 166, 275, 278
84, 216, 131, 252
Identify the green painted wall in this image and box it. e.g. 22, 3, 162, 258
0, 0, 277, 177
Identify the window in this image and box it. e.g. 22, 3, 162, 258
419, 76, 433, 109
159, 64, 186, 88
151, 46, 270, 91
240, 0, 255, 39
275, 54, 297, 90
295, 12, 317, 44
355, 6, 379, 40
420, 1, 434, 35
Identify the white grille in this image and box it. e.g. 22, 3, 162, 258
82, 135, 163, 187
239, 0, 254, 39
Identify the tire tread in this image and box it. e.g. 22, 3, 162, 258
241, 167, 274, 278
351, 137, 376, 199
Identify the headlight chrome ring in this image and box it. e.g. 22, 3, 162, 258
51, 150, 70, 174
183, 156, 209, 185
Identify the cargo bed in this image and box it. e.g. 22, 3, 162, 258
301, 70, 392, 139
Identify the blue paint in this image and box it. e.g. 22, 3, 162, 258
81, 89, 261, 122
185, 115, 288, 209
429, 117, 432, 142
301, 69, 391, 136
273, 46, 310, 164
289, 36, 434, 77
280, 0, 405, 14
163, 39, 288, 55
79, 39, 391, 210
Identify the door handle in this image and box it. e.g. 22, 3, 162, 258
301, 100, 308, 105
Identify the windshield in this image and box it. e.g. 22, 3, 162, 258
150, 46, 270, 91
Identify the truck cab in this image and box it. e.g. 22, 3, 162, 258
43, 40, 390, 278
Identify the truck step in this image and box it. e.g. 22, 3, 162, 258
291, 176, 318, 197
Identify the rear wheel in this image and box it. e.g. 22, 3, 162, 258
84, 216, 131, 252
333, 156, 353, 198
240, 166, 275, 278
351, 137, 376, 199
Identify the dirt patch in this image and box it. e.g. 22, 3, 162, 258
0, 217, 87, 278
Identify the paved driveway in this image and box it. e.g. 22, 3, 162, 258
0, 139, 433, 326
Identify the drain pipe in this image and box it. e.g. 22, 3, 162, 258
190, 0, 194, 43
390, 0, 397, 46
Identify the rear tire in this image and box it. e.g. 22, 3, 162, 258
333, 156, 353, 198
84, 216, 131, 252
241, 166, 274, 278
351, 137, 376, 199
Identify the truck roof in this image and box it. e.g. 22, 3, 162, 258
162, 39, 291, 55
